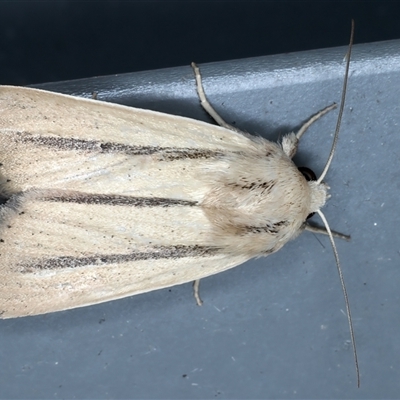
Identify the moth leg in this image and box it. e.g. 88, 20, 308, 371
305, 222, 350, 241
191, 62, 241, 133
193, 279, 203, 306
282, 103, 337, 158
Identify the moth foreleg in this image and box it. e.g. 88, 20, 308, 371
192, 279, 203, 306
191, 62, 242, 133
305, 222, 350, 241
282, 103, 337, 158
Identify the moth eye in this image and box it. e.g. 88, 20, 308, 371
298, 166, 316, 220
298, 166, 317, 182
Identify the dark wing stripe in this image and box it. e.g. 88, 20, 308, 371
40, 192, 198, 207
19, 245, 222, 271
13, 133, 223, 160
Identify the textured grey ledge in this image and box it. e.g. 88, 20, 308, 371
1, 39, 399, 399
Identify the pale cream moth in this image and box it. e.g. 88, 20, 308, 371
0, 22, 359, 385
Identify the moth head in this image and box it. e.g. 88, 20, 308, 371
298, 166, 329, 218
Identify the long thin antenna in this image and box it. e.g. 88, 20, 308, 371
317, 20, 355, 184
317, 210, 360, 387
314, 20, 359, 387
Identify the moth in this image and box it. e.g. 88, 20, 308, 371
0, 23, 358, 383
0, 71, 341, 316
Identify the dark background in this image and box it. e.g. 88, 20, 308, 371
0, 1, 399, 85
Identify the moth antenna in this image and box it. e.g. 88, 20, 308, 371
315, 20, 359, 386
316, 210, 360, 387
317, 19, 354, 184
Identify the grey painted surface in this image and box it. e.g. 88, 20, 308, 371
1, 39, 399, 398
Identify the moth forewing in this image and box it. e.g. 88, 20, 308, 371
0, 44, 360, 386
0, 36, 349, 325
0, 84, 315, 319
